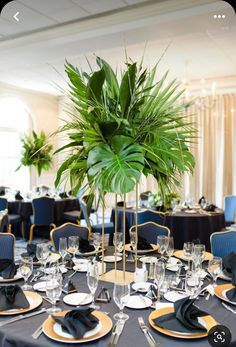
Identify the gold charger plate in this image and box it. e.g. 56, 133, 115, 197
149, 307, 217, 339
0, 291, 42, 315
173, 250, 213, 261
214, 283, 236, 305
76, 248, 105, 257
125, 244, 158, 254
43, 310, 113, 343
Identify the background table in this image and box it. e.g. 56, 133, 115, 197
0, 247, 235, 347
110, 208, 225, 251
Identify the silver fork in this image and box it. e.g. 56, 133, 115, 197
138, 317, 159, 346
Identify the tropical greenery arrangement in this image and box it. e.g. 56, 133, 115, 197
17, 131, 53, 176
55, 56, 195, 200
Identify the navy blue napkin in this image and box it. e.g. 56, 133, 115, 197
0, 285, 30, 311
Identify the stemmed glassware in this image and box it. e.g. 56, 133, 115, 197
59, 237, 67, 267
113, 232, 123, 256
208, 256, 222, 287
46, 273, 62, 314
183, 242, 194, 270
185, 271, 201, 298
193, 244, 205, 273
157, 235, 168, 259
36, 243, 50, 280
93, 233, 101, 259
154, 260, 165, 302
166, 236, 174, 259
19, 256, 33, 290
129, 229, 137, 251
113, 282, 130, 321
68, 236, 79, 262
87, 262, 100, 310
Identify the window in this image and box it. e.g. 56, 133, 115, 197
0, 97, 32, 193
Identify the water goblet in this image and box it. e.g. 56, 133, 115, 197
19, 256, 33, 290
166, 236, 174, 259
36, 243, 50, 280
87, 262, 100, 310
113, 282, 130, 321
154, 260, 165, 302
185, 271, 201, 298
59, 237, 67, 267
113, 232, 123, 256
208, 256, 222, 287
68, 236, 79, 262
46, 273, 62, 314
193, 244, 205, 273
93, 233, 101, 259
183, 242, 194, 270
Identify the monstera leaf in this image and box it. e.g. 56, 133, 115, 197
87, 135, 144, 194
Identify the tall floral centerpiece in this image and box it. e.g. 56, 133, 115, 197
55, 57, 195, 279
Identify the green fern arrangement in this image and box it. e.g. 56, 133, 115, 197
17, 131, 53, 176
55, 56, 195, 200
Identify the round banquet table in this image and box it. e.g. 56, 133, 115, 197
110, 208, 225, 251
0, 247, 236, 347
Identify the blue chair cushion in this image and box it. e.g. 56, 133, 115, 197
64, 211, 80, 222
8, 215, 21, 224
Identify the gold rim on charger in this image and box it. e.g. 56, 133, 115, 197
124, 244, 158, 254
149, 307, 217, 339
214, 283, 236, 305
43, 310, 113, 343
173, 250, 213, 261
0, 291, 43, 315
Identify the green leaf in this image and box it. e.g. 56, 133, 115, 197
86, 68, 105, 103
119, 63, 136, 116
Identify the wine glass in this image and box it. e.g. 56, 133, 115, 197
36, 243, 50, 279
154, 260, 165, 302
157, 235, 168, 259
19, 256, 33, 290
113, 232, 123, 256
166, 236, 174, 259
93, 233, 101, 259
130, 229, 137, 251
46, 273, 62, 314
87, 262, 100, 310
113, 282, 130, 321
185, 271, 201, 298
59, 237, 67, 267
193, 244, 205, 273
183, 242, 194, 270
208, 257, 222, 287
68, 236, 79, 262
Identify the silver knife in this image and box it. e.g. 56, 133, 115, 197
138, 317, 159, 347
112, 320, 125, 346
0, 308, 46, 327
107, 321, 119, 347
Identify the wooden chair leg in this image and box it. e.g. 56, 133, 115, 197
7, 224, 12, 233
29, 224, 35, 243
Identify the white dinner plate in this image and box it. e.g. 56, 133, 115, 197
132, 282, 151, 293
103, 256, 122, 263
164, 291, 188, 303
139, 256, 158, 264
33, 281, 47, 292
125, 295, 152, 309
63, 292, 92, 306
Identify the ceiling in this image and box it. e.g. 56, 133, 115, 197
0, 0, 235, 95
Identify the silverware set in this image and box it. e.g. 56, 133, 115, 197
0, 308, 46, 327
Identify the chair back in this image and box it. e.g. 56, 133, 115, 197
210, 230, 236, 258
32, 197, 55, 225
224, 195, 236, 223
79, 198, 92, 231
138, 209, 166, 226
0, 198, 7, 211
0, 233, 15, 260
50, 223, 89, 251
130, 222, 170, 244
0, 210, 8, 233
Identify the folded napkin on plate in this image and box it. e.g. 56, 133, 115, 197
137, 236, 153, 250
15, 191, 23, 201
153, 297, 208, 333
79, 239, 95, 253
223, 252, 236, 301
0, 259, 17, 279
53, 308, 99, 338
0, 285, 30, 311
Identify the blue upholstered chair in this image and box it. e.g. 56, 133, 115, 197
224, 195, 236, 225
29, 197, 56, 243
210, 230, 236, 258
138, 209, 166, 226
129, 222, 170, 244
50, 223, 89, 251
0, 198, 21, 234
0, 233, 15, 260
0, 210, 8, 233
63, 193, 94, 224
80, 197, 114, 245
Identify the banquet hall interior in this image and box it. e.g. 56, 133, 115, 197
0, 0, 236, 346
